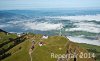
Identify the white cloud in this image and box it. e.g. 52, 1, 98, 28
22, 22, 63, 31
66, 22, 100, 33
48, 14, 100, 21
67, 36, 100, 46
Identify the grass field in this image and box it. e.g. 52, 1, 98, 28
0, 31, 100, 61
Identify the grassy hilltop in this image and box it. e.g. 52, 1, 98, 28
0, 29, 100, 61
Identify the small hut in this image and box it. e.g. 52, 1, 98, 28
42, 35, 48, 39
39, 42, 46, 46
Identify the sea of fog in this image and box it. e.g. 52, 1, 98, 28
0, 9, 100, 46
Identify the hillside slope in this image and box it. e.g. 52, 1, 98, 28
0, 29, 100, 61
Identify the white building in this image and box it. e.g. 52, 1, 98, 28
17, 33, 21, 37
42, 35, 48, 39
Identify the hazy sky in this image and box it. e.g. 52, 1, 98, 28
0, 0, 100, 10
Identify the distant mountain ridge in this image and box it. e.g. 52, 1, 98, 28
0, 11, 29, 19
0, 29, 8, 33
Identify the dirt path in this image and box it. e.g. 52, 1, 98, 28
29, 49, 33, 61
29, 41, 39, 61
